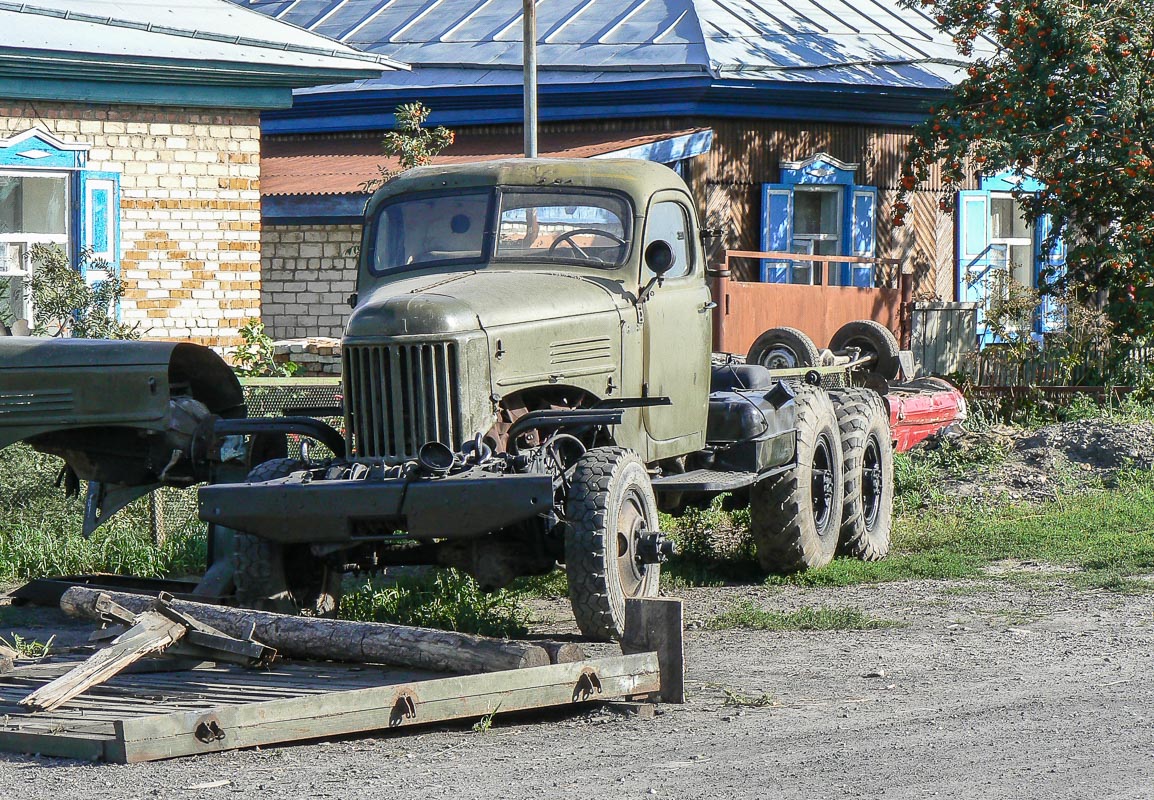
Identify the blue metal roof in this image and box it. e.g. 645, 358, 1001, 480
233, 0, 994, 130
238, 0, 981, 89
0, 1, 402, 108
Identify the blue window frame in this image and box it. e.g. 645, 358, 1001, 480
956, 171, 1065, 342
760, 153, 877, 287
0, 129, 120, 333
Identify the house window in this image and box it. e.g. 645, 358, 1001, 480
0, 172, 70, 333
761, 153, 877, 287
956, 172, 1066, 340
989, 193, 1035, 288
791, 186, 842, 285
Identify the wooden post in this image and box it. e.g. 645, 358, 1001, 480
61, 587, 557, 675
621, 598, 684, 703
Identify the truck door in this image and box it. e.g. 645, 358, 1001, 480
641, 193, 711, 457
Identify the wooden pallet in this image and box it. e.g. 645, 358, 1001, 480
0, 598, 680, 763
0, 653, 659, 763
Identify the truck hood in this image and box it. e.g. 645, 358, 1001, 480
345, 270, 626, 338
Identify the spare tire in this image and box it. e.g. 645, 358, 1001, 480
829, 320, 901, 381
747, 327, 820, 370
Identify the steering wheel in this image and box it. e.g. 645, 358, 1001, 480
548, 228, 628, 261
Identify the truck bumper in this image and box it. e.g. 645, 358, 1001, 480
198, 469, 554, 544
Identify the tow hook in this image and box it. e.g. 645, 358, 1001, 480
637, 531, 677, 564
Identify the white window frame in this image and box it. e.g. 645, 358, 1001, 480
790, 185, 843, 285
0, 169, 72, 330
988, 191, 1035, 289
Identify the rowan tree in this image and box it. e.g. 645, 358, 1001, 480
894, 0, 1154, 336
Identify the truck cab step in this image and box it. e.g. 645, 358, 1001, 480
651, 466, 786, 494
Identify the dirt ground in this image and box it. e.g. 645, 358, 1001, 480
0, 576, 1151, 800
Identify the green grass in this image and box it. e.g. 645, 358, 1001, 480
707, 601, 899, 631
0, 444, 205, 583
766, 470, 1154, 589
339, 569, 531, 638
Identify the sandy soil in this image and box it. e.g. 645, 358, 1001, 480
0, 577, 1151, 800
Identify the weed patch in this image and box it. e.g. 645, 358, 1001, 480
0, 632, 54, 659
706, 601, 899, 632
0, 444, 204, 582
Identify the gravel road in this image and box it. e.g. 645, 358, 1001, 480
0, 577, 1151, 800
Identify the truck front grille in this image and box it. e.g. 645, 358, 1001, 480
343, 342, 462, 459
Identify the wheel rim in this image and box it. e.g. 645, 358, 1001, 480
760, 345, 798, 370
861, 434, 884, 530
615, 488, 649, 596
810, 432, 836, 536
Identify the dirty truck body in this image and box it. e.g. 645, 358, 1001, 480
0, 159, 896, 641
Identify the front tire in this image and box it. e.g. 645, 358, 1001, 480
564, 447, 661, 641
750, 387, 845, 572
233, 458, 344, 617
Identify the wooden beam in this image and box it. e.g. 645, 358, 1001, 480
111, 653, 659, 763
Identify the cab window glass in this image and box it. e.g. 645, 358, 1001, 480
372, 191, 489, 273
496, 191, 630, 268
643, 201, 691, 279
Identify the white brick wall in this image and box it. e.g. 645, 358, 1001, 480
261, 223, 360, 339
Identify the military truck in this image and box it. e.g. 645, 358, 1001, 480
0, 159, 894, 641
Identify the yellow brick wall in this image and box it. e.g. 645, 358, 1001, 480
0, 101, 262, 347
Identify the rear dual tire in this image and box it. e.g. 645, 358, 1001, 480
750, 387, 845, 572
830, 388, 894, 561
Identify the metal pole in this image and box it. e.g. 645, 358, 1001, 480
522, 0, 538, 158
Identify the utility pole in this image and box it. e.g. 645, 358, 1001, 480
522, 0, 538, 158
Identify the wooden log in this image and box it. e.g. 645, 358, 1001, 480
60, 588, 551, 674
20, 612, 186, 712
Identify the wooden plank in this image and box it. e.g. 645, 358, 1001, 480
20, 613, 186, 712
621, 598, 684, 704
0, 730, 110, 761
114, 653, 659, 763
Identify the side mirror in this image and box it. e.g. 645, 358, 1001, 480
644, 240, 676, 277
347, 292, 358, 309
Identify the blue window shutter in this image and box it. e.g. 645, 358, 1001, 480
1036, 214, 1066, 333
76, 170, 121, 283
760, 184, 792, 283
957, 190, 992, 304
957, 190, 1001, 343
849, 187, 877, 287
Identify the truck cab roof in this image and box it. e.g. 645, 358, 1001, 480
365, 157, 690, 216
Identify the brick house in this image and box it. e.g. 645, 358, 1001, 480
0, 0, 398, 347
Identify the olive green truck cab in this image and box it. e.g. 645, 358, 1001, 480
0, 159, 895, 641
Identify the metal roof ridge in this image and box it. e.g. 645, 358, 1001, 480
716, 56, 971, 73
0, 1, 407, 70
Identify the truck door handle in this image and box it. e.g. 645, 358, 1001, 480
700, 301, 718, 313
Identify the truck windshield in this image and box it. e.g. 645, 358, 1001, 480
370, 188, 632, 274
495, 191, 630, 268
372, 191, 490, 274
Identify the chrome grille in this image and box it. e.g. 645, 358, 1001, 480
343, 342, 462, 459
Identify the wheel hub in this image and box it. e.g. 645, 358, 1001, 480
810, 434, 835, 534
861, 436, 883, 529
